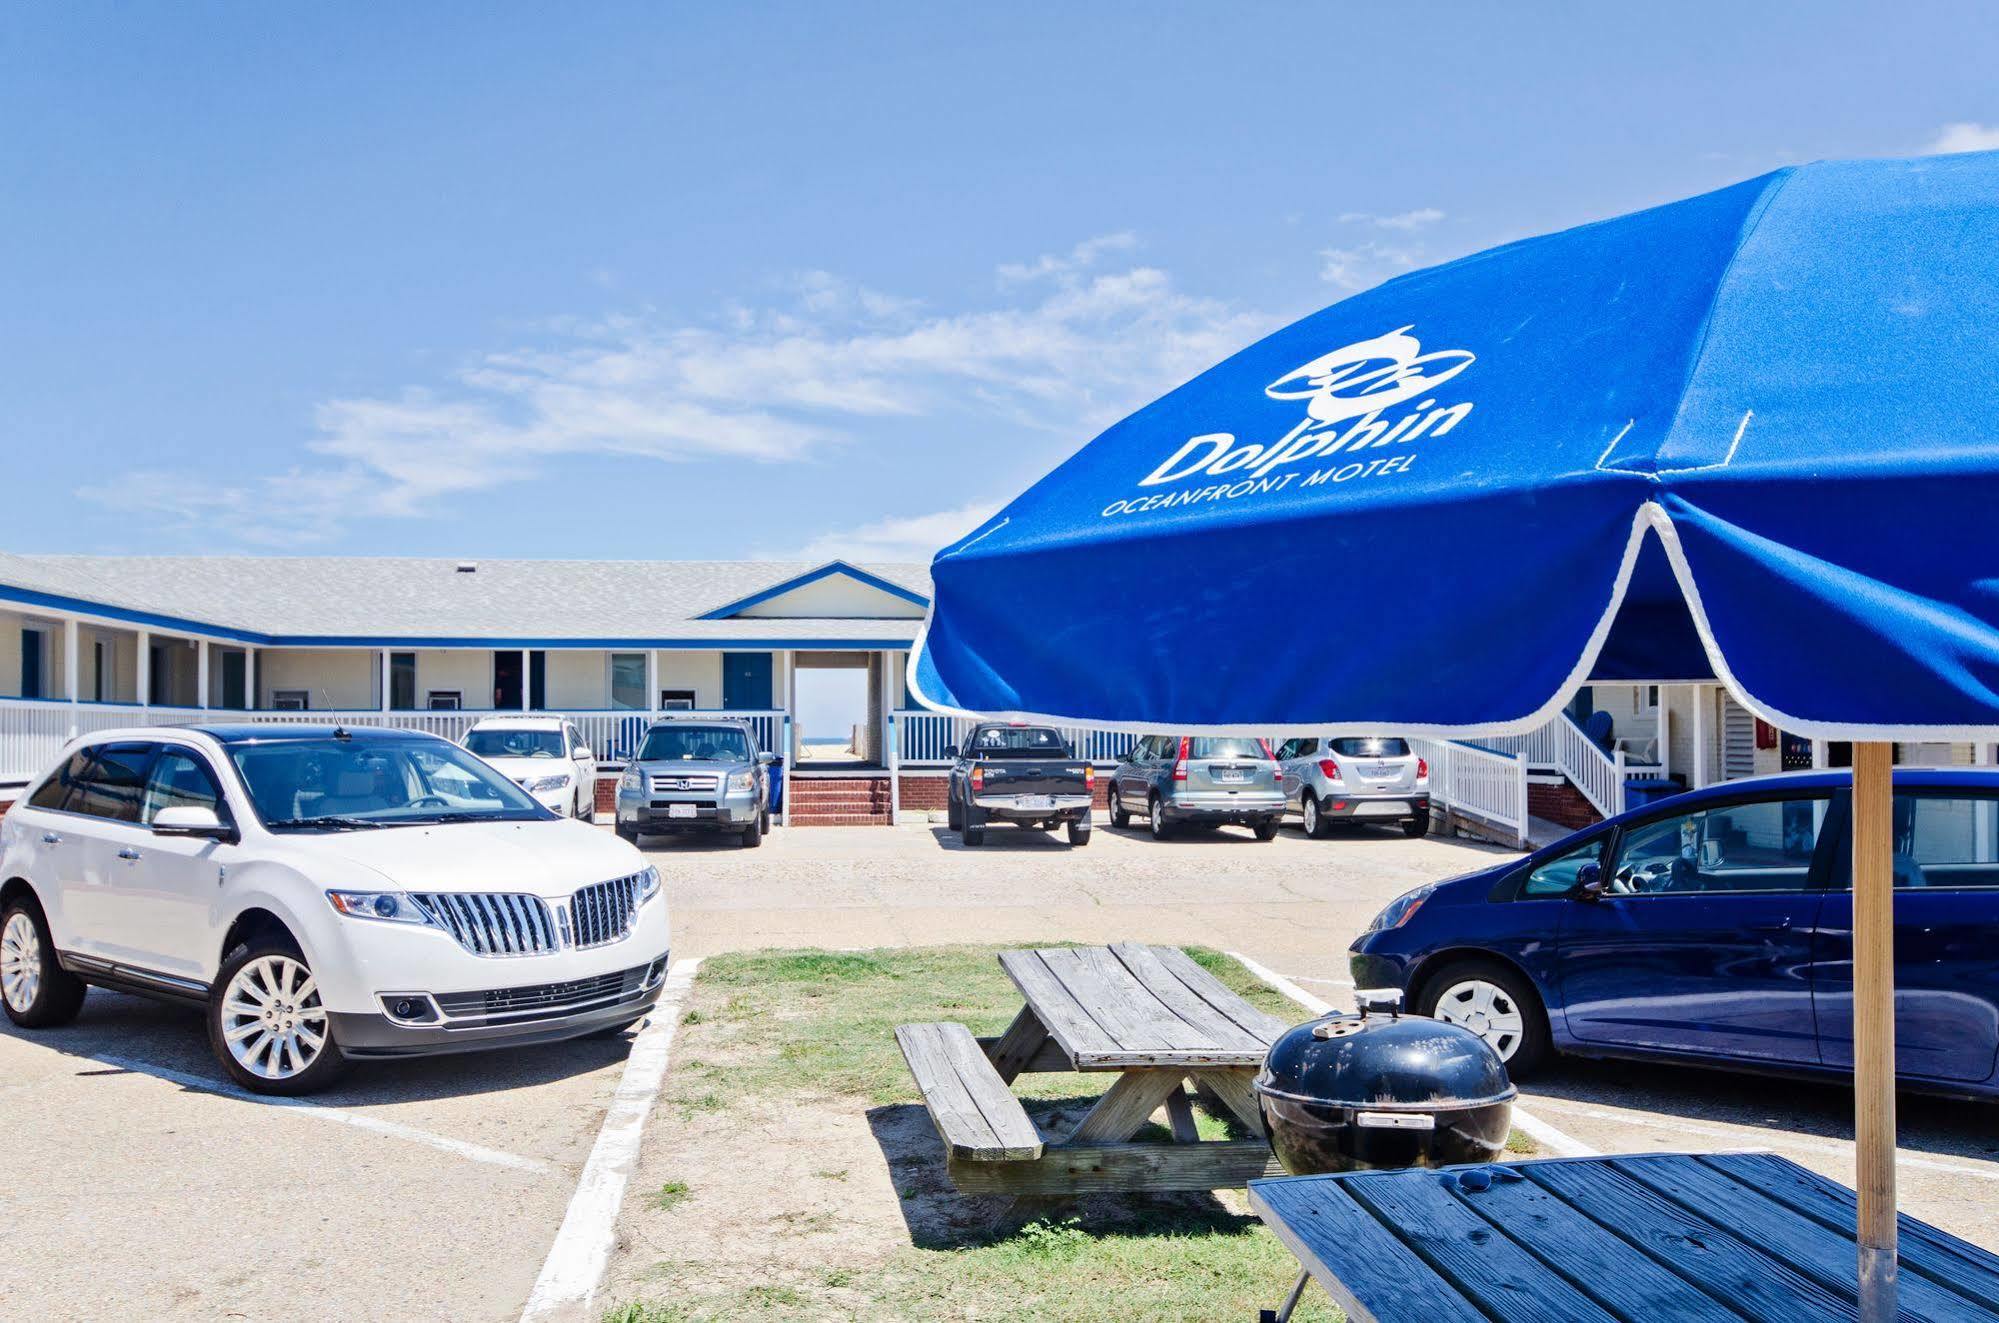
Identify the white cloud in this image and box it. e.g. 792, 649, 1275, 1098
1337, 207, 1445, 231
1924, 122, 1999, 155
771, 500, 1002, 564
1318, 240, 1425, 292
85, 235, 1275, 545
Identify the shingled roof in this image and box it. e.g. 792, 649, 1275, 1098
0, 553, 933, 644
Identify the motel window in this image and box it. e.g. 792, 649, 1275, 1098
93, 640, 108, 702
610, 654, 647, 711
21, 627, 46, 699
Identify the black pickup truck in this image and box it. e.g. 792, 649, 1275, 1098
945, 723, 1095, 846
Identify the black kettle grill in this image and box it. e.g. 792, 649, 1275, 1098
1253, 988, 1515, 1175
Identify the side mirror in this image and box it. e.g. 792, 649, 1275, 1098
574, 746, 594, 761
757, 751, 777, 765
943, 745, 958, 760
153, 805, 234, 842
1574, 861, 1605, 901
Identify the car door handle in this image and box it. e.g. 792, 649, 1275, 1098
41, 831, 62, 845
117, 848, 142, 861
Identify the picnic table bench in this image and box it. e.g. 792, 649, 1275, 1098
895, 942, 1292, 1196
1249, 1150, 1999, 1323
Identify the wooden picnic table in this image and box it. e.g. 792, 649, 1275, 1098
1248, 1150, 1999, 1323
896, 942, 1295, 1197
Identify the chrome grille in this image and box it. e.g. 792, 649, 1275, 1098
412, 891, 558, 957
569, 872, 643, 950
649, 772, 718, 794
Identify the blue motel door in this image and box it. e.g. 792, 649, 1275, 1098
722, 652, 773, 711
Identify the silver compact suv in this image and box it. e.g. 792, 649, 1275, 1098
615, 719, 773, 848
1275, 735, 1430, 838
1106, 735, 1286, 840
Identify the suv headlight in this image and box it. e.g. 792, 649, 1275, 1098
523, 773, 572, 793
638, 866, 661, 902
620, 766, 643, 791
1365, 883, 1436, 933
327, 890, 434, 926
725, 769, 754, 794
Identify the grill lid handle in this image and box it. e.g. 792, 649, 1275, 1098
1355, 987, 1403, 1018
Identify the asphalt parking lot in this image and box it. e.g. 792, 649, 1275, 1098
4, 817, 1994, 1320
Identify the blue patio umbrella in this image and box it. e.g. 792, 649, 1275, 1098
912, 151, 1999, 1318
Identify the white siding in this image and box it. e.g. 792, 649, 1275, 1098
418, 651, 494, 709
260, 649, 376, 710
735, 574, 925, 619
656, 651, 724, 707
0, 610, 22, 697
544, 651, 610, 709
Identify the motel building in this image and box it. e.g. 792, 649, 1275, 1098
0, 549, 1991, 834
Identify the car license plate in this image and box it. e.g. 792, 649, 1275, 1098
667, 803, 697, 819
1213, 767, 1248, 783
1355, 801, 1405, 817
1017, 794, 1055, 810
1361, 762, 1396, 778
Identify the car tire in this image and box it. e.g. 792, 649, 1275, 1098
1, 895, 87, 1029
1253, 818, 1281, 841
579, 786, 596, 823
760, 807, 771, 835
1107, 785, 1130, 829
740, 815, 764, 848
947, 791, 963, 831
209, 937, 349, 1096
1418, 959, 1551, 1078
1301, 792, 1334, 840
616, 822, 641, 844
1147, 794, 1174, 840
962, 824, 985, 846
1066, 819, 1091, 846
1402, 813, 1430, 839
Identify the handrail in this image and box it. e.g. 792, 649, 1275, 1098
1409, 738, 1529, 848
1475, 711, 1628, 818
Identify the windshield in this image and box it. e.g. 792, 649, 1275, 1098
969, 726, 1072, 758
229, 737, 547, 829
1330, 737, 1410, 758
1188, 737, 1270, 760
637, 726, 751, 763
466, 729, 565, 759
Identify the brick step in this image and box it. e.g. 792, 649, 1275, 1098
1527, 779, 1601, 830
789, 813, 892, 826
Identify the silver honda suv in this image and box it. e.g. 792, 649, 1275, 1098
615, 719, 774, 847
1275, 735, 1430, 838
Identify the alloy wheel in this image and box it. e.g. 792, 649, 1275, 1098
220, 955, 329, 1081
1431, 978, 1526, 1061
1302, 796, 1320, 836
1, 912, 41, 1013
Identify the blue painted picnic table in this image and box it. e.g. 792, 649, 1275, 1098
1248, 1151, 1999, 1323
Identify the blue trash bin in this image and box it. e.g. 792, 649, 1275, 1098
1623, 777, 1680, 808
767, 755, 785, 815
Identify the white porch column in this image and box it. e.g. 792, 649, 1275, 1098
136, 629, 151, 712
521, 649, 531, 710
1658, 702, 1672, 778
1812, 738, 1830, 769
1688, 684, 1708, 790
195, 639, 210, 710
244, 646, 257, 712
645, 650, 659, 716
64, 616, 80, 737
380, 649, 392, 714
782, 649, 797, 828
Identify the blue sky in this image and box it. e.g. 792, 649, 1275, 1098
4, 2, 1997, 565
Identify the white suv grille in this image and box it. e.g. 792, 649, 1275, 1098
412, 892, 558, 956
567, 872, 644, 950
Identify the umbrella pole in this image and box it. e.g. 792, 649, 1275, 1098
1852, 741, 1897, 1322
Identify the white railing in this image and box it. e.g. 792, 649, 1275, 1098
1474, 711, 1635, 819
1410, 738, 1529, 848
0, 700, 788, 783
892, 710, 1138, 767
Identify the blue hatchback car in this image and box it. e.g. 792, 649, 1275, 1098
1350, 767, 1999, 1100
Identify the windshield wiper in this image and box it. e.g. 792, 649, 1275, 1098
264, 816, 389, 831
397, 811, 528, 824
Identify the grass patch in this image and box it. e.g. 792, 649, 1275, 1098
620, 944, 1341, 1322
649, 1180, 690, 1212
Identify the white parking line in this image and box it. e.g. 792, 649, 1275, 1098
521, 956, 702, 1322
1525, 1097, 1999, 1182
1225, 950, 1599, 1159
89, 1054, 555, 1175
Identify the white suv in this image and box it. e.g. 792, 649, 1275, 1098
0, 724, 668, 1094
463, 715, 599, 819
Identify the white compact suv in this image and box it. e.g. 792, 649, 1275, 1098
0, 724, 668, 1094
463, 715, 599, 819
